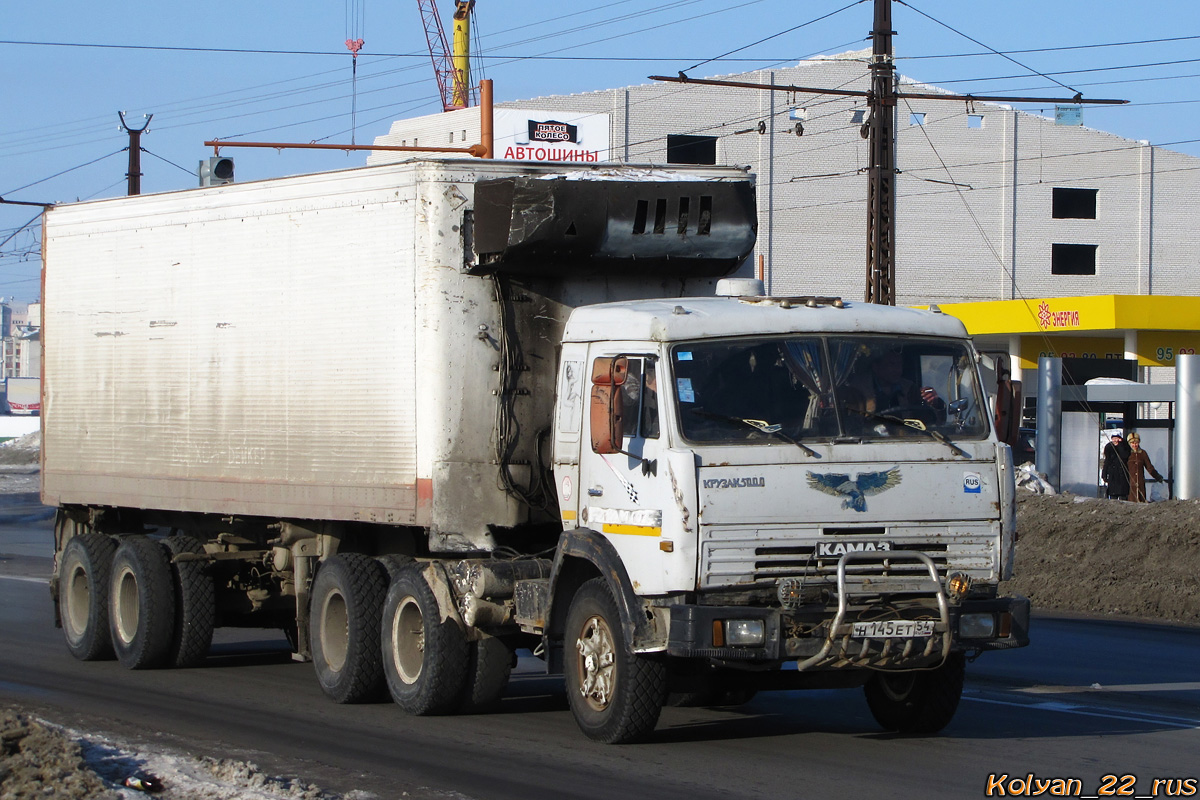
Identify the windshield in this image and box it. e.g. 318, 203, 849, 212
671, 335, 989, 445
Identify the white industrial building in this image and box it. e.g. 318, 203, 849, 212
371, 51, 1200, 393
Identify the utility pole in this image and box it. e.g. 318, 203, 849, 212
119, 112, 152, 196
649, 0, 1126, 305
865, 0, 896, 304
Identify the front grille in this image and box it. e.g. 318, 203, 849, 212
700, 524, 996, 590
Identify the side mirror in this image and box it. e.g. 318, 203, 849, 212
590, 357, 628, 454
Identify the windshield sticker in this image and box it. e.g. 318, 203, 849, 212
806, 467, 902, 512
676, 351, 693, 361
677, 377, 695, 403
963, 472, 982, 493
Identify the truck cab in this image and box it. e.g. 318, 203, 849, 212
545, 284, 1028, 741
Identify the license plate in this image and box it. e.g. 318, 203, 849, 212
851, 619, 935, 639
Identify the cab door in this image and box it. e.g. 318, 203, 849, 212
579, 351, 670, 592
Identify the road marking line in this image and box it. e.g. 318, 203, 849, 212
0, 575, 48, 585
964, 694, 1200, 730
1016, 681, 1200, 694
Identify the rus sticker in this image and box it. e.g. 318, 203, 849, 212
963, 472, 982, 493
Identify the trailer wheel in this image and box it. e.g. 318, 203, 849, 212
382, 564, 468, 715
59, 533, 118, 661
864, 653, 965, 734
162, 535, 215, 668
459, 636, 513, 712
109, 536, 177, 669
309, 553, 389, 703
564, 578, 667, 744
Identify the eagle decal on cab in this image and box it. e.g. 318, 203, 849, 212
806, 467, 902, 512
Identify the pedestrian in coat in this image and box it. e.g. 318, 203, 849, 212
1125, 432, 1162, 502
1101, 433, 1131, 500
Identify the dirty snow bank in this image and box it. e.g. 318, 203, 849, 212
0, 707, 371, 800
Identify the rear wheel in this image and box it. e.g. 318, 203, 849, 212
162, 534, 215, 668
382, 564, 468, 715
565, 578, 666, 744
459, 635, 513, 712
864, 653, 965, 734
59, 533, 118, 661
309, 553, 389, 703
109, 537, 177, 669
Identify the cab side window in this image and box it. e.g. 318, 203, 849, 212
619, 358, 660, 440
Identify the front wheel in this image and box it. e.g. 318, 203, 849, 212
564, 578, 666, 744
864, 653, 965, 734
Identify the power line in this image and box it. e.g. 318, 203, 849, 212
897, 34, 1200, 61
3, 149, 125, 196
681, 0, 866, 74
895, 0, 1079, 94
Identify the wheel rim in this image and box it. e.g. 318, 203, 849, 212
391, 595, 424, 685
575, 613, 616, 711
114, 565, 140, 646
320, 590, 349, 672
65, 562, 90, 639
878, 672, 917, 701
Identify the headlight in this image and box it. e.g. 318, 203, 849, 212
959, 612, 996, 639
724, 619, 766, 647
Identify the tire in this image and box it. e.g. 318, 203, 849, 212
864, 653, 966, 734
309, 553, 389, 704
162, 535, 215, 668
59, 533, 118, 661
382, 564, 468, 715
564, 578, 667, 744
459, 635, 513, 712
109, 536, 177, 670
378, 554, 415, 583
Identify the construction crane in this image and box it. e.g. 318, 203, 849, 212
418, 0, 475, 111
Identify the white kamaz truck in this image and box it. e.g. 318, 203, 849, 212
43, 158, 1028, 743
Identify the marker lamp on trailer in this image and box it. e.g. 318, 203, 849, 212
724, 619, 766, 647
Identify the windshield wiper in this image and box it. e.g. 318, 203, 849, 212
851, 409, 969, 458
693, 408, 820, 458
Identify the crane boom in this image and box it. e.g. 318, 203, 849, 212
418, 0, 474, 112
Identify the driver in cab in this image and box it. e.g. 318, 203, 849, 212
848, 347, 945, 422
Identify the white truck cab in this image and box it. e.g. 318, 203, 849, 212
538, 287, 1027, 740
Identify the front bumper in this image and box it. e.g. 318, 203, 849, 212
667, 594, 1030, 669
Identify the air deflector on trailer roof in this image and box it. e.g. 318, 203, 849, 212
471, 176, 757, 277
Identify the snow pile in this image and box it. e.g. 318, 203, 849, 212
0, 430, 39, 466
0, 707, 366, 800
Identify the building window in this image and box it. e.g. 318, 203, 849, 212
1052, 187, 1098, 219
967, 114, 984, 129
1052, 244, 1098, 275
667, 134, 717, 165
850, 110, 865, 124
909, 112, 926, 126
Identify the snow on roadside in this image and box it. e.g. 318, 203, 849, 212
1, 707, 377, 800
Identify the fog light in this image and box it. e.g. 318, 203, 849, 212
946, 572, 972, 603
959, 612, 996, 639
778, 577, 803, 610
724, 619, 766, 647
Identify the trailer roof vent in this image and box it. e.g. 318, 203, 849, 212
715, 278, 764, 297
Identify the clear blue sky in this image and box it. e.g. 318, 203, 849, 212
4, 0, 1199, 303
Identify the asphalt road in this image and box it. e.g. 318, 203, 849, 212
2, 512, 1198, 800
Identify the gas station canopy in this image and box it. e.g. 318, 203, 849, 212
927, 295, 1200, 371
